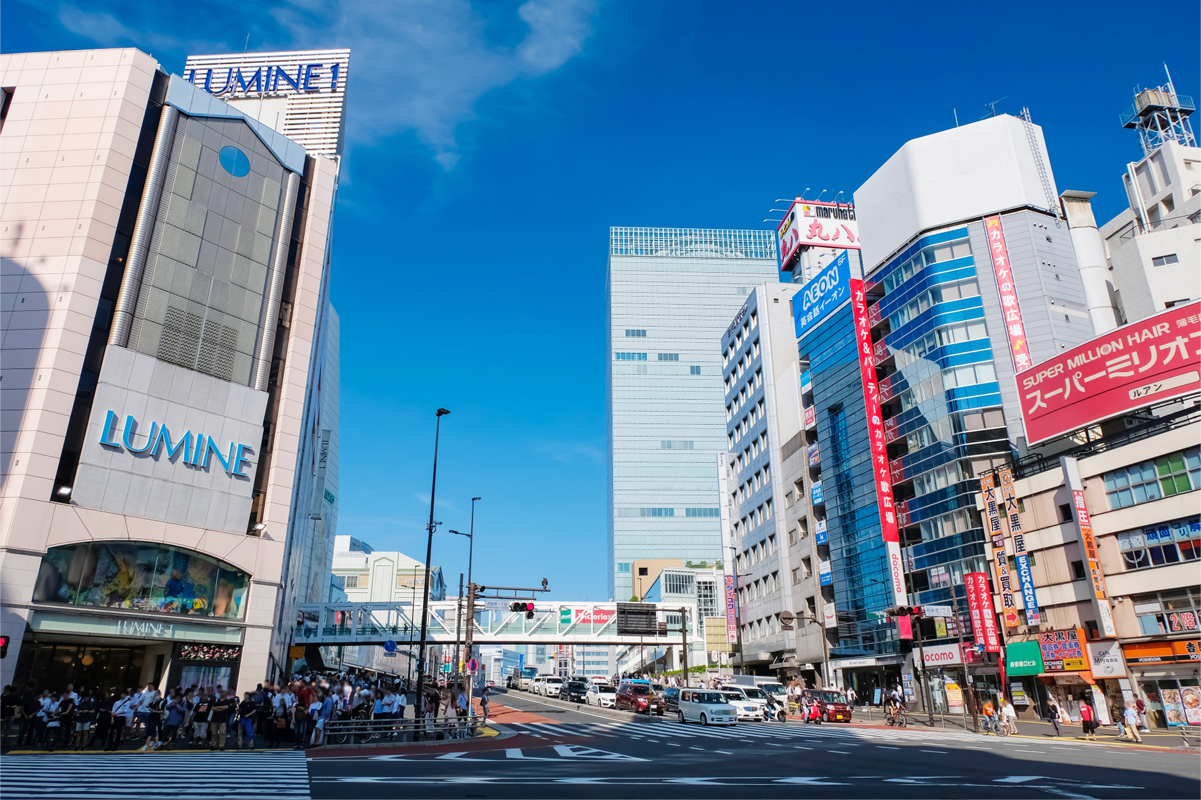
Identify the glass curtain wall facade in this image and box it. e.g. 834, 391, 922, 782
874, 226, 1032, 649
607, 228, 778, 601
800, 305, 897, 657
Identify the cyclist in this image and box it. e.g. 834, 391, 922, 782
886, 686, 905, 725
981, 697, 996, 733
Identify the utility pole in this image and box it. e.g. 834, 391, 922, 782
453, 572, 464, 675
951, 594, 975, 732
414, 407, 450, 738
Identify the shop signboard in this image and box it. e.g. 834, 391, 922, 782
1017, 301, 1201, 445
850, 279, 906, 609
923, 604, 953, 618
965, 571, 1001, 653
573, 608, 616, 625
1161, 688, 1190, 727
945, 683, 964, 709
815, 519, 828, 545
811, 480, 824, 506
934, 617, 948, 638
724, 575, 738, 644
979, 473, 1019, 627
983, 215, 1032, 372
823, 601, 837, 629
1086, 640, 1126, 679
779, 202, 860, 271
902, 673, 916, 703
818, 559, 833, 586
1005, 640, 1045, 676
1010, 683, 1029, 706
999, 467, 1040, 626
30, 611, 244, 645
1181, 687, 1201, 726
1122, 640, 1200, 664
1062, 457, 1117, 638
794, 251, 854, 338
804, 405, 816, 429
807, 442, 821, 468
921, 643, 964, 667
1039, 628, 1087, 672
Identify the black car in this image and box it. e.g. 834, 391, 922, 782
663, 686, 681, 714
559, 680, 589, 703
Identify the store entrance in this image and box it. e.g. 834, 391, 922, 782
13, 642, 146, 693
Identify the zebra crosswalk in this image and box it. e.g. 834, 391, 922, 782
503, 719, 1086, 751
0, 752, 310, 799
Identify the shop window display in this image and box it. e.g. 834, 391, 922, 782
32, 542, 249, 619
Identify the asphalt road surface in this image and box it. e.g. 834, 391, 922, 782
307, 690, 1201, 800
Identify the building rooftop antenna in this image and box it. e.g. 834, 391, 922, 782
1120, 63, 1196, 155
980, 97, 1008, 120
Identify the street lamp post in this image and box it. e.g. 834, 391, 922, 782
414, 408, 450, 737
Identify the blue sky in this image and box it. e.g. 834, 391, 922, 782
7, 1, 1198, 601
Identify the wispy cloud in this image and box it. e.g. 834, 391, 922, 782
272, 0, 598, 168
54, 0, 598, 169
57, 6, 224, 56
414, 493, 466, 517
530, 440, 604, 464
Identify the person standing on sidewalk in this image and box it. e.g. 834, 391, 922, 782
1079, 696, 1096, 741
1123, 702, 1144, 743
107, 692, 132, 751
1111, 699, 1126, 740
238, 692, 258, 749
1046, 699, 1062, 737
1001, 697, 1018, 734
209, 690, 233, 750
1135, 697, 1149, 732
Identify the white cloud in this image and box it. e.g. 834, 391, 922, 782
57, 6, 224, 56
273, 0, 597, 167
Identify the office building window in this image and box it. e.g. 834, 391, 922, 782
691, 366, 702, 375
640, 507, 675, 517
615, 352, 648, 361
661, 440, 695, 450
1104, 447, 1199, 509
1117, 516, 1201, 569
343, 575, 359, 588
617, 563, 631, 573
1131, 588, 1200, 635
624, 329, 647, 337
658, 353, 679, 361
684, 508, 720, 517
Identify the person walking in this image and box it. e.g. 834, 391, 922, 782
479, 685, 490, 725
1123, 702, 1144, 743
1079, 696, 1096, 741
845, 685, 857, 709
1001, 697, 1018, 734
1135, 697, 1149, 732
1111, 699, 1126, 740
1046, 699, 1062, 737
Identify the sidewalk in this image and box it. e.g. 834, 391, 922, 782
842, 706, 1200, 750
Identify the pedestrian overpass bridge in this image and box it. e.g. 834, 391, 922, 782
294, 600, 701, 647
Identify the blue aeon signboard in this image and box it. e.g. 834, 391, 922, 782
794, 250, 852, 341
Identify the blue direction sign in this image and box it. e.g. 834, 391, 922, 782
383, 639, 397, 653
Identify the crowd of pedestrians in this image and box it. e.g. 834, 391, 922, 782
0, 671, 461, 751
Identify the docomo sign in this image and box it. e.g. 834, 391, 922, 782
921, 643, 964, 667
98, 411, 254, 477
187, 62, 343, 97
850, 279, 905, 608
1018, 301, 1201, 445
777, 200, 861, 267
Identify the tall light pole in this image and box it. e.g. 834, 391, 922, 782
415, 407, 449, 735
450, 496, 480, 672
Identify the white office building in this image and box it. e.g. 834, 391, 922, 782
1, 47, 346, 693
607, 228, 779, 602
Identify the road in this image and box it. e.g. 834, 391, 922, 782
307, 690, 1201, 800
3, 691, 1196, 799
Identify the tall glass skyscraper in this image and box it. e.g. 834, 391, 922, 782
606, 228, 779, 601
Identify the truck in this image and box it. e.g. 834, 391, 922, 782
728, 674, 786, 698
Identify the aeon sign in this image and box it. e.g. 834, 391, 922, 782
186, 62, 343, 97
98, 411, 254, 477
794, 250, 851, 341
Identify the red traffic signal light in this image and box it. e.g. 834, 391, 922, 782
0, 634, 9, 659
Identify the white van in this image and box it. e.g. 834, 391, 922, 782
678, 689, 737, 726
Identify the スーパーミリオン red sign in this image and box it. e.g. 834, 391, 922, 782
1018, 302, 1201, 445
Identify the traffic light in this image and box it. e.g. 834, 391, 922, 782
889, 606, 922, 618
0, 634, 8, 659
509, 601, 535, 619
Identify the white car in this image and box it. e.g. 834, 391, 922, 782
530, 676, 544, 694
721, 690, 764, 721
724, 686, 770, 718
586, 684, 617, 708
541, 677, 564, 697
679, 689, 737, 726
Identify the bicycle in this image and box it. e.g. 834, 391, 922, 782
884, 706, 908, 728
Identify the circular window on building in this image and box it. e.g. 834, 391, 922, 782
32, 542, 250, 620
218, 145, 251, 177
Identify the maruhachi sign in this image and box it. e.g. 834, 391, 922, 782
1017, 301, 1201, 445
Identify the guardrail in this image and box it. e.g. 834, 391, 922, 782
322, 715, 486, 746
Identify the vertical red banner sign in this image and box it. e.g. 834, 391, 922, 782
850, 279, 906, 608
965, 571, 1001, 653
983, 215, 1031, 372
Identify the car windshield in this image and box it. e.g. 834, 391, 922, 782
652, 684, 665, 691
598, 686, 615, 694
761, 684, 785, 696
741, 688, 767, 699
721, 691, 746, 702
545, 678, 562, 684
696, 693, 728, 704
628, 686, 649, 695
819, 692, 847, 704
567, 682, 587, 690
